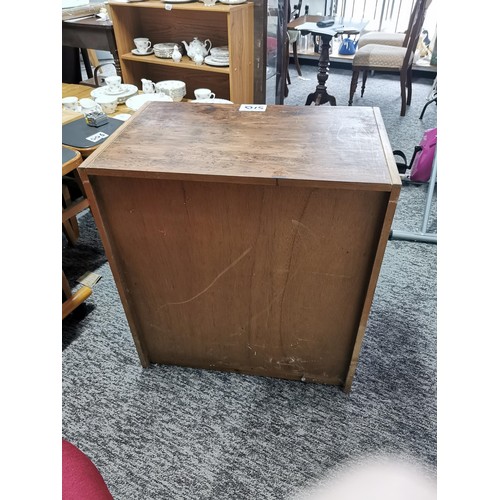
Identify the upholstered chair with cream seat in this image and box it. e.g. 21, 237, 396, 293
348, 0, 428, 116
356, 0, 431, 50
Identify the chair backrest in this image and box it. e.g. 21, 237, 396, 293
403, 0, 432, 47
402, 0, 428, 68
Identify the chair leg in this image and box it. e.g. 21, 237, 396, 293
361, 70, 368, 97
399, 70, 407, 116
406, 66, 413, 105
349, 70, 359, 106
292, 41, 302, 77
62, 183, 80, 244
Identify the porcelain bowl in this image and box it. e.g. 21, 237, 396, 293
155, 80, 186, 101
153, 43, 177, 58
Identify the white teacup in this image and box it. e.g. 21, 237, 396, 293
134, 37, 151, 54
62, 96, 79, 111
194, 88, 215, 100
105, 75, 122, 92
79, 98, 101, 114
95, 95, 118, 115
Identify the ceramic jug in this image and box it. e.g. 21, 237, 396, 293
141, 78, 156, 94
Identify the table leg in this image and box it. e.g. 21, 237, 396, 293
305, 34, 336, 106
106, 31, 122, 78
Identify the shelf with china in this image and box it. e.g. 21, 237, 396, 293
108, 0, 254, 103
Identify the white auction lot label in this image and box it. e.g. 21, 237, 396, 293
239, 104, 267, 112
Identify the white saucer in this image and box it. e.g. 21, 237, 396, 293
113, 113, 132, 121
131, 48, 153, 56
218, 0, 247, 4
126, 93, 174, 111
91, 84, 139, 103
105, 85, 126, 95
192, 98, 233, 104
204, 56, 229, 67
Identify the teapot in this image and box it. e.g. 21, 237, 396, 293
141, 78, 156, 94
181, 37, 212, 61
338, 35, 358, 55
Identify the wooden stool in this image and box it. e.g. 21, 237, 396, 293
62, 147, 90, 245
62, 147, 93, 320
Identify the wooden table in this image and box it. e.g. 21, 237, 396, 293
62, 83, 134, 123
62, 14, 121, 82
79, 103, 400, 392
288, 16, 367, 106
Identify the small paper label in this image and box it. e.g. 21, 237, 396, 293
86, 131, 109, 143
164, 3, 173, 10
239, 104, 267, 112
77, 271, 102, 288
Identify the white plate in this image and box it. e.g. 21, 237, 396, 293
218, 0, 247, 4
204, 56, 229, 67
131, 48, 154, 56
192, 98, 233, 104
211, 46, 229, 54
91, 84, 139, 103
125, 93, 174, 111
161, 0, 197, 3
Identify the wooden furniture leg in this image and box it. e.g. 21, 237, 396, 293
62, 183, 80, 246
87, 49, 100, 70
63, 271, 92, 320
305, 34, 336, 106
349, 70, 359, 106
292, 39, 302, 76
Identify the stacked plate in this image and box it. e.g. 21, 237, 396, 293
153, 43, 177, 58
155, 80, 186, 101
205, 46, 229, 67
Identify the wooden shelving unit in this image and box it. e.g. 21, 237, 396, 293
108, 1, 254, 103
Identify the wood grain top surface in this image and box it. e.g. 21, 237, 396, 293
80, 103, 399, 189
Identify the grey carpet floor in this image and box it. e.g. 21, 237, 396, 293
62, 64, 437, 499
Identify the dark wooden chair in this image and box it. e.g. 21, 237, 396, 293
348, 0, 428, 116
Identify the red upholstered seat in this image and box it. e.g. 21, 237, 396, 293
62, 439, 113, 499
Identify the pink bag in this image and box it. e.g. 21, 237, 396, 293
409, 128, 437, 182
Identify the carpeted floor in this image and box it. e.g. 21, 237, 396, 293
62, 63, 437, 500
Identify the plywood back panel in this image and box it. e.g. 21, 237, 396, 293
89, 175, 389, 385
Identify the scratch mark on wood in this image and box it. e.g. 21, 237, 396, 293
311, 272, 350, 278
166, 247, 252, 305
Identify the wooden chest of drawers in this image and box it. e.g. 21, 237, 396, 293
79, 103, 400, 391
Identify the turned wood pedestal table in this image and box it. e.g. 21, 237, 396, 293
288, 16, 368, 106
79, 102, 400, 391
